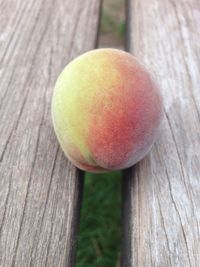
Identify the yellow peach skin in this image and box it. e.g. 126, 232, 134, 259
51, 49, 163, 173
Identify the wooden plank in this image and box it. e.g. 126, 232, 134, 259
122, 0, 200, 266
0, 0, 101, 266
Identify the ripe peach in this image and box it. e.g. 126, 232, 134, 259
51, 49, 163, 173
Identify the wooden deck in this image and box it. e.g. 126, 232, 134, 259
0, 0, 101, 266
1, 0, 200, 266
122, 0, 200, 266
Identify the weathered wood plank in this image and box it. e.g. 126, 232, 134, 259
122, 0, 200, 266
0, 0, 101, 266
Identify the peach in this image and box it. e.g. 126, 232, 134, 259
51, 48, 163, 173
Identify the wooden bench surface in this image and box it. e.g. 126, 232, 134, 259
0, 0, 101, 266
122, 0, 200, 266
1, 0, 200, 266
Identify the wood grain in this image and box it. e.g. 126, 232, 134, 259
0, 0, 101, 266
122, 0, 200, 266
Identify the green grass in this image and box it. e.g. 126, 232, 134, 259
100, 0, 125, 39
101, 12, 125, 38
76, 171, 122, 267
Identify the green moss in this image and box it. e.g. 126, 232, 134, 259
76, 171, 121, 267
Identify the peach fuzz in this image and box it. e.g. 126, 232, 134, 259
51, 48, 163, 173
